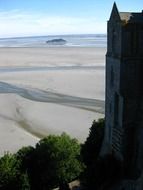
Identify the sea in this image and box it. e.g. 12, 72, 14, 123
0, 34, 107, 48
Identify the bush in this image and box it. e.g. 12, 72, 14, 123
81, 118, 105, 165
81, 118, 123, 189
15, 133, 84, 190
80, 118, 105, 189
0, 133, 84, 190
0, 153, 18, 189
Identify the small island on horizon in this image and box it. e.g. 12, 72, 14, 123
46, 38, 67, 45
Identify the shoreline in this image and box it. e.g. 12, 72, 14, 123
0, 65, 105, 72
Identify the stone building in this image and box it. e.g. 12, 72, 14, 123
101, 3, 143, 189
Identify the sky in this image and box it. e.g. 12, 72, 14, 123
0, 0, 142, 38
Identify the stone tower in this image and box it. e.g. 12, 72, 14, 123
102, 2, 143, 180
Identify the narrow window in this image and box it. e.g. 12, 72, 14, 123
109, 102, 112, 113
114, 93, 119, 126
111, 29, 116, 53
110, 66, 114, 87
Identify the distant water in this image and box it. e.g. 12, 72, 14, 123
0, 34, 107, 48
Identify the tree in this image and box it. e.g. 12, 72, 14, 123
80, 118, 105, 189
81, 118, 105, 165
16, 146, 35, 172
28, 133, 84, 190
81, 118, 123, 189
15, 146, 35, 190
0, 152, 31, 190
0, 153, 21, 190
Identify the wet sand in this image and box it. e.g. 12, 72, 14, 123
0, 47, 106, 155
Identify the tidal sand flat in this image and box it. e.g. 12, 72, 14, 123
0, 47, 106, 155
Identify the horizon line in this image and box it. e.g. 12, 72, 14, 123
0, 33, 107, 40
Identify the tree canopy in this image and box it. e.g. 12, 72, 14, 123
0, 133, 83, 190
0, 153, 30, 190
80, 118, 105, 189
30, 133, 83, 189
0, 119, 107, 190
81, 118, 105, 165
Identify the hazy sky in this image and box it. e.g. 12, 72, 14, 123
0, 0, 142, 37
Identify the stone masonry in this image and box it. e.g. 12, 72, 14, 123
101, 3, 143, 189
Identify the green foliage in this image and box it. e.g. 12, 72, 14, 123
1, 133, 83, 190
0, 120, 124, 190
21, 173, 30, 190
81, 118, 105, 165
0, 152, 31, 190
80, 118, 105, 189
81, 118, 123, 189
16, 146, 35, 172
38, 133, 82, 181
15, 146, 34, 190
0, 153, 20, 189
29, 133, 84, 190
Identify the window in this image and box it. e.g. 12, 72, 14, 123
109, 102, 112, 113
110, 66, 114, 87
114, 93, 119, 126
111, 29, 116, 53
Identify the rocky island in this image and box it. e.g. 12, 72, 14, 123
46, 38, 67, 45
